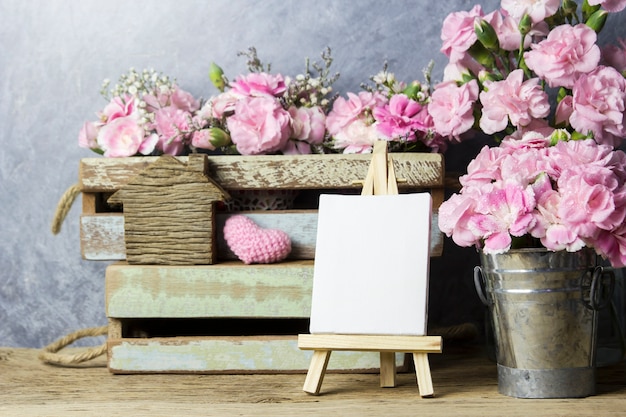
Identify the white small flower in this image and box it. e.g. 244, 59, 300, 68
296, 74, 305, 81
128, 85, 138, 95
373, 71, 388, 84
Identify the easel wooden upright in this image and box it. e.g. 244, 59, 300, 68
297, 141, 443, 397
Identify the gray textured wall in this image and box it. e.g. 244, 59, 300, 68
1, 0, 624, 348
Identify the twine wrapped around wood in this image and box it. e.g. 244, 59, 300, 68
38, 325, 108, 366
51, 183, 81, 235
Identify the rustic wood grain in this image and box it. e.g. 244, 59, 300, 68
79, 153, 444, 192
107, 155, 228, 265
3, 346, 626, 416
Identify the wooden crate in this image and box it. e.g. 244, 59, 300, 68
80, 153, 445, 373
79, 153, 445, 261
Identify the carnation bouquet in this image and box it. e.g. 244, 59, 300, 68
324, 63, 450, 154
428, 0, 626, 145
78, 68, 200, 157
79, 48, 339, 157
435, 0, 626, 266
192, 47, 339, 156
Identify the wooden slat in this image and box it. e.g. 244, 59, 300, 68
79, 153, 444, 192
298, 334, 443, 353
81, 210, 444, 261
80, 214, 125, 260
105, 261, 315, 318
106, 336, 405, 374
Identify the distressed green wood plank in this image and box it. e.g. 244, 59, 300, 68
105, 261, 314, 318
107, 336, 405, 374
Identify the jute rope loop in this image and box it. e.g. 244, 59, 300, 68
51, 183, 82, 235
38, 325, 108, 366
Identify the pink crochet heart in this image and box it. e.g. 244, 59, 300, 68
223, 215, 292, 264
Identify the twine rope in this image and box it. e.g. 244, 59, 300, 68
38, 325, 108, 366
51, 183, 81, 235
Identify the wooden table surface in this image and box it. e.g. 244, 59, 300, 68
1, 344, 625, 416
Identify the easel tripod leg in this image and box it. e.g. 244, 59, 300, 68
379, 352, 397, 387
413, 352, 434, 397
303, 350, 332, 395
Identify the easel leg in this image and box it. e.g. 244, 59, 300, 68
413, 352, 434, 397
303, 350, 332, 395
379, 352, 397, 387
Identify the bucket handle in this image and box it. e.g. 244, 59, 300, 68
581, 266, 615, 311
473, 266, 491, 306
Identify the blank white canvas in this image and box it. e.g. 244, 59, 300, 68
309, 193, 432, 336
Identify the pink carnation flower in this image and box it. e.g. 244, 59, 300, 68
524, 24, 601, 88
479, 69, 550, 134
428, 79, 479, 140
169, 86, 200, 113
326, 91, 387, 153
288, 105, 326, 145
440, 5, 484, 63
331, 119, 380, 154
284, 105, 327, 155
569, 66, 626, 147
531, 184, 586, 252
592, 225, 626, 268
469, 182, 537, 253
558, 167, 626, 238
326, 91, 386, 134
143, 86, 199, 113
190, 129, 216, 151
437, 192, 481, 248
203, 91, 240, 120
99, 94, 137, 122
152, 106, 192, 155
96, 116, 147, 157
373, 94, 427, 140
226, 96, 291, 155
78, 121, 100, 150
461, 145, 509, 187
230, 72, 287, 97
487, 10, 528, 51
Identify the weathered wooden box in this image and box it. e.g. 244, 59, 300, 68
79, 152, 445, 373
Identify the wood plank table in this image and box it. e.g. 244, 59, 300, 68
1, 345, 624, 416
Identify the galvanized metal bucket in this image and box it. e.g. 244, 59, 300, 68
474, 248, 614, 398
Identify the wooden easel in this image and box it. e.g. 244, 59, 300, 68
297, 141, 443, 397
